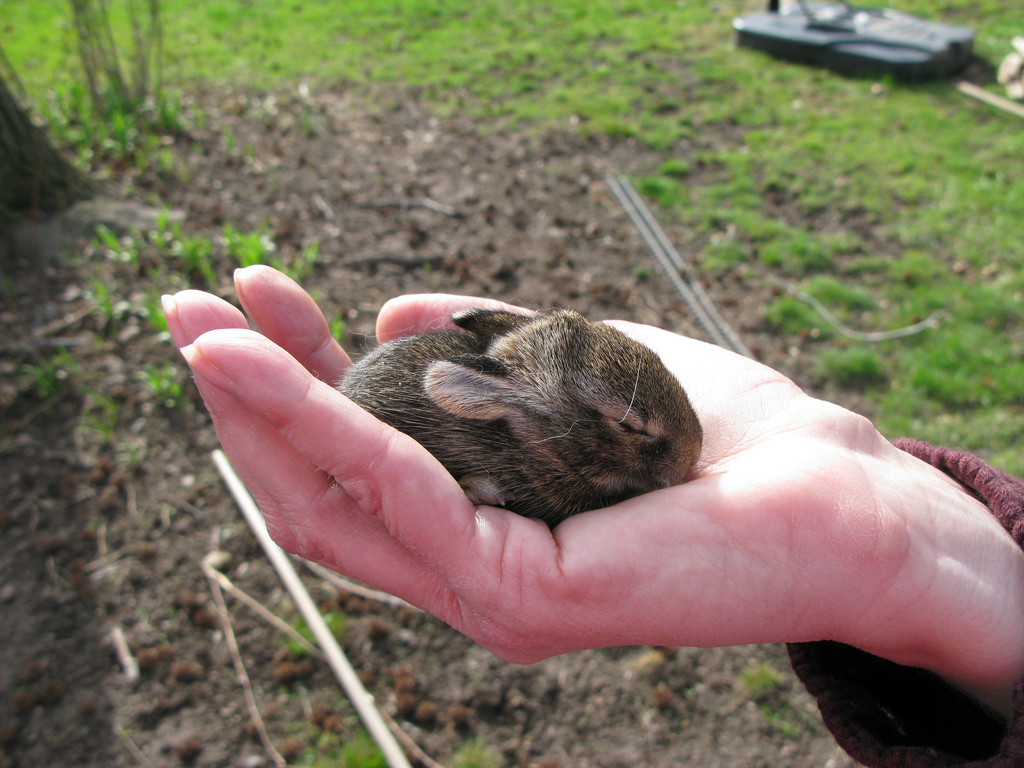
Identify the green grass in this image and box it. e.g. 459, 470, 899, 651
5, 0, 1024, 473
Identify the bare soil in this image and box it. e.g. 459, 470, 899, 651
0, 84, 867, 768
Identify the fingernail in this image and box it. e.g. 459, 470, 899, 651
180, 343, 236, 394
160, 294, 176, 317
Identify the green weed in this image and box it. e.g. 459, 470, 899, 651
330, 316, 347, 345
283, 610, 346, 658
764, 296, 830, 338
81, 387, 120, 444
19, 348, 79, 400
340, 732, 386, 768
815, 347, 887, 388
658, 157, 692, 179
740, 662, 784, 699
451, 737, 503, 768
139, 362, 185, 409
274, 240, 321, 283
89, 278, 129, 336
222, 224, 276, 268
635, 175, 688, 208
94, 223, 139, 266
759, 231, 833, 275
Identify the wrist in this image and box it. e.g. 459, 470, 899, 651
848, 446, 1024, 718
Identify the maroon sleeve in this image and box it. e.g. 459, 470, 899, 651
787, 439, 1024, 768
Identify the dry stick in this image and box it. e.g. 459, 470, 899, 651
376, 706, 449, 768
956, 80, 1024, 121
303, 560, 421, 612
211, 450, 414, 768
201, 556, 287, 768
204, 565, 324, 660
356, 198, 458, 216
209, 564, 447, 768
110, 625, 139, 682
115, 725, 157, 768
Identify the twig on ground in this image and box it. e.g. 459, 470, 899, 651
115, 725, 156, 768
30, 304, 96, 339
204, 562, 323, 660
357, 198, 458, 216
201, 553, 287, 768
303, 560, 421, 612
211, 450, 416, 768
956, 80, 1024, 120
125, 480, 139, 517
111, 625, 140, 682
376, 704, 449, 768
311, 192, 335, 219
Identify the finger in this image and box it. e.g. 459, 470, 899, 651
181, 328, 504, 610
233, 265, 351, 383
192, 358, 467, 614
162, 290, 249, 348
374, 293, 535, 342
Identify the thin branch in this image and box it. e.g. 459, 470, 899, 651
115, 725, 157, 768
957, 80, 1024, 121
356, 198, 458, 217
211, 450, 414, 768
111, 625, 140, 682
303, 560, 420, 612
204, 563, 323, 660
202, 555, 287, 768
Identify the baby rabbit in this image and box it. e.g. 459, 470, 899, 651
339, 308, 702, 526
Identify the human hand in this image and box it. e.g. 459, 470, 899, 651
165, 265, 1024, 716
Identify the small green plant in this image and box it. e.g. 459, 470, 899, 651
94, 224, 140, 266
20, 348, 80, 399
89, 278, 117, 334
741, 662, 784, 699
804, 276, 876, 312
700, 238, 748, 271
340, 732, 386, 768
175, 232, 218, 286
815, 347, 887, 388
223, 224, 276, 268
658, 157, 692, 178
451, 737, 503, 768
274, 239, 321, 282
139, 362, 185, 408
329, 316, 347, 344
764, 296, 829, 337
284, 610, 346, 658
759, 231, 832, 274
759, 703, 803, 739
635, 175, 687, 208
141, 292, 171, 338
81, 387, 121, 444
632, 264, 654, 282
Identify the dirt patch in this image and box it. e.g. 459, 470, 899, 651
1, 84, 861, 768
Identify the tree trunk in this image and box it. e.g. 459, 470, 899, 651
0, 70, 92, 218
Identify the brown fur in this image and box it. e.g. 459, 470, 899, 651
339, 309, 702, 525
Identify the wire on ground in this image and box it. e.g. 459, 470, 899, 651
605, 175, 753, 358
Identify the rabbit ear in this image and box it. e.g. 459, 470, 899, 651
424, 355, 518, 420
451, 309, 535, 339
